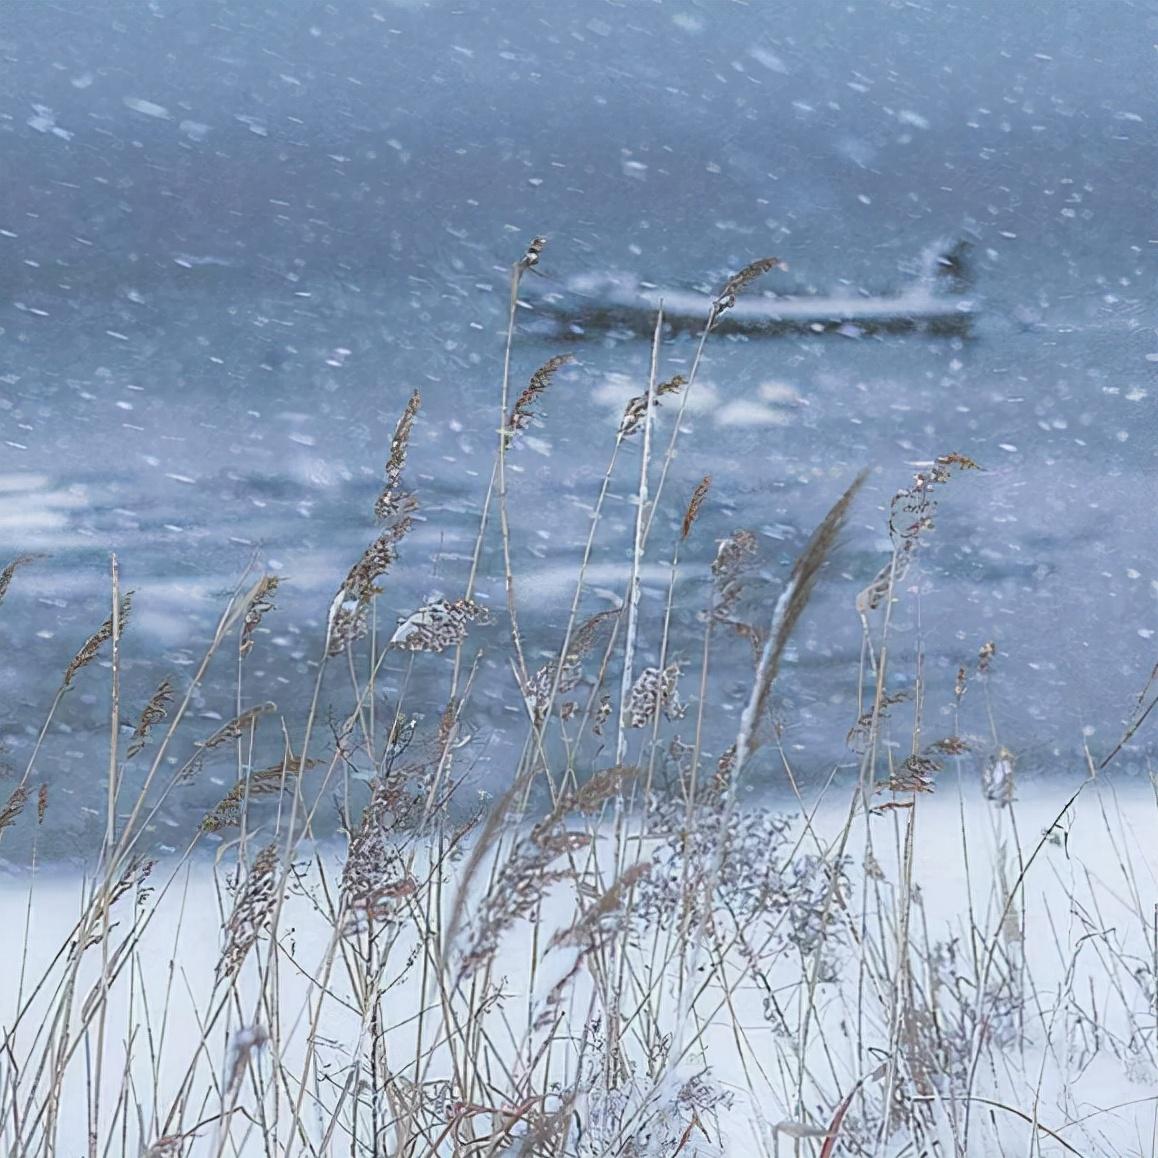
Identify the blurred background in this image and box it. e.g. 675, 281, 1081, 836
0, 0, 1156, 854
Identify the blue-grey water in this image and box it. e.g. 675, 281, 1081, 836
1, 0, 1156, 859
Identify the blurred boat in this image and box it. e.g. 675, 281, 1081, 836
522, 239, 975, 339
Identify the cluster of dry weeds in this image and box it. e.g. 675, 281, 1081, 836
0, 241, 1155, 1157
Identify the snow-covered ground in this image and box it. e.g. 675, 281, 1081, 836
4, 774, 1154, 1155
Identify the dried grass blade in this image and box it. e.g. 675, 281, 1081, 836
0, 785, 29, 832
619, 374, 686, 436
200, 754, 313, 832
63, 593, 133, 687
682, 475, 711, 540
391, 597, 490, 653
517, 234, 547, 271
0, 554, 40, 607
127, 677, 174, 758
239, 574, 280, 656
712, 256, 786, 318
736, 471, 866, 766
376, 389, 421, 521
217, 844, 279, 981
328, 505, 417, 655
194, 703, 277, 751
505, 354, 572, 448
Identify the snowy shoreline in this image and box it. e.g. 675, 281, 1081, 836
4, 775, 1154, 1155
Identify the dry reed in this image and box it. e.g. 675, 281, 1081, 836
0, 240, 1152, 1158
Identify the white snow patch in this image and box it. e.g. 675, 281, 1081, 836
235, 114, 269, 137
715, 399, 791, 427
748, 45, 788, 73
896, 108, 931, 129
123, 97, 170, 119
27, 106, 72, 140
179, 120, 211, 141
173, 253, 234, 269
671, 11, 704, 33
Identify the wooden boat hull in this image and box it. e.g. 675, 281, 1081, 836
527, 293, 974, 339
521, 251, 976, 339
